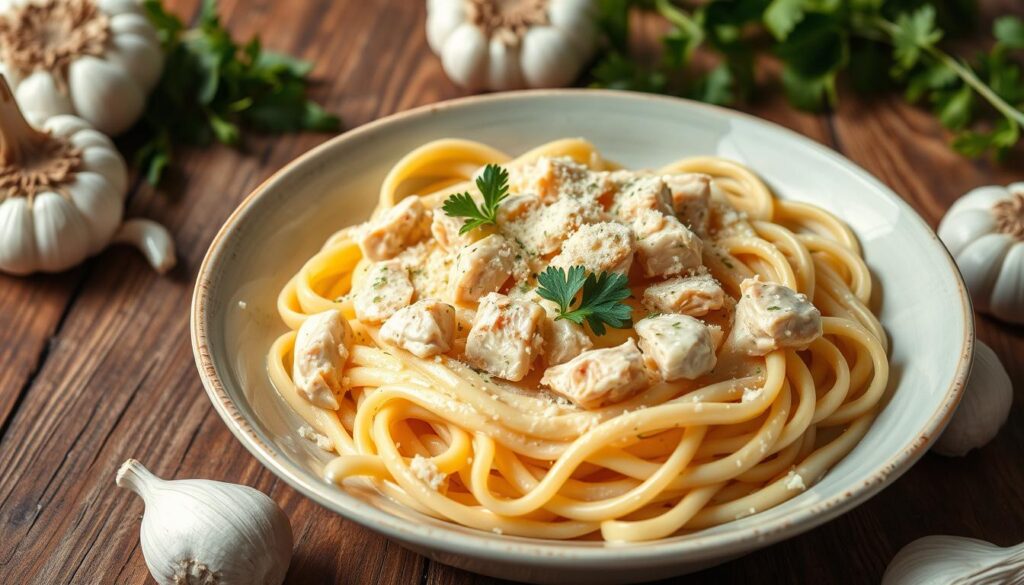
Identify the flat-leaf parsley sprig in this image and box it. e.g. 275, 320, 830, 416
442, 164, 510, 235
536, 266, 633, 335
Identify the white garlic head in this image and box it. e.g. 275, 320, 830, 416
883, 535, 1024, 585
427, 0, 598, 91
0, 75, 175, 275
934, 341, 1013, 457
0, 0, 164, 135
116, 459, 293, 585
939, 183, 1024, 324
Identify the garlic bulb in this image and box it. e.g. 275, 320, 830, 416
934, 341, 1013, 457
116, 459, 293, 585
882, 535, 1024, 585
0, 0, 164, 135
427, 0, 598, 91
938, 182, 1024, 324
0, 75, 175, 275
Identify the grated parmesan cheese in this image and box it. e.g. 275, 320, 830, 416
785, 470, 807, 491
298, 425, 334, 452
742, 387, 763, 402
410, 454, 446, 490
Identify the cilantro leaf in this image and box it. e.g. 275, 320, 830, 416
441, 164, 510, 235
891, 6, 943, 73
994, 16, 1024, 50
536, 267, 633, 336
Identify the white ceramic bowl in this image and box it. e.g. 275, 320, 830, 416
192, 90, 973, 584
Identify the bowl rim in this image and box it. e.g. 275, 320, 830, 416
190, 88, 974, 567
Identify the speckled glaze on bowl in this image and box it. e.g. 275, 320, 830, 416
191, 90, 973, 584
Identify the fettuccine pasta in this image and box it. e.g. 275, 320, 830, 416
266, 138, 888, 542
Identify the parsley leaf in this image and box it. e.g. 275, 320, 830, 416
994, 16, 1024, 50
536, 266, 633, 336
891, 6, 943, 73
133, 0, 340, 184
441, 164, 510, 235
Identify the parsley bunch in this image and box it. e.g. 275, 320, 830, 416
592, 0, 1024, 159
442, 164, 511, 234
536, 266, 634, 335
132, 0, 340, 184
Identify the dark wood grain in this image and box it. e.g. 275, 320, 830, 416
0, 1, 1021, 584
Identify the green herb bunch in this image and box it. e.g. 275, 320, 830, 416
134, 0, 340, 184
592, 0, 1024, 159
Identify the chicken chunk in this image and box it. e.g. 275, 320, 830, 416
465, 293, 545, 381
664, 173, 711, 234
730, 277, 822, 356
354, 260, 414, 323
612, 176, 674, 222
500, 196, 607, 256
514, 157, 611, 203
448, 234, 515, 304
631, 209, 703, 278
550, 222, 635, 275
643, 273, 726, 316
540, 339, 650, 409
430, 210, 475, 253
358, 196, 428, 261
293, 309, 352, 410
635, 314, 717, 381
380, 299, 456, 358
538, 300, 593, 366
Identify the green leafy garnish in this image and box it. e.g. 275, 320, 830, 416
133, 0, 341, 184
441, 164, 510, 235
536, 266, 633, 335
589, 1, 1024, 159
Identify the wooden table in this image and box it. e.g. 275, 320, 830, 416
1, 1, 1022, 583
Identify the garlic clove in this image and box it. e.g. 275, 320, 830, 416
43, 114, 95, 138
98, 0, 146, 17
549, 0, 599, 56
80, 145, 129, 195
31, 192, 92, 273
68, 172, 124, 254
946, 185, 1016, 219
426, 0, 466, 54
110, 12, 161, 44
68, 56, 145, 136
957, 233, 1014, 312
116, 459, 293, 585
14, 70, 74, 122
486, 38, 524, 91
937, 208, 996, 256
882, 535, 1024, 585
113, 218, 177, 274
68, 127, 118, 151
520, 26, 583, 88
107, 33, 164, 91
0, 197, 38, 275
990, 243, 1024, 323
441, 23, 491, 91
934, 341, 1013, 457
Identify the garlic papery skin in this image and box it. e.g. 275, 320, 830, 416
939, 182, 1024, 324
0, 0, 163, 135
116, 459, 293, 585
934, 341, 1013, 457
427, 0, 598, 91
882, 535, 1024, 585
0, 74, 175, 275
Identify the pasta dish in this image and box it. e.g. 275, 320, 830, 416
266, 138, 889, 542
